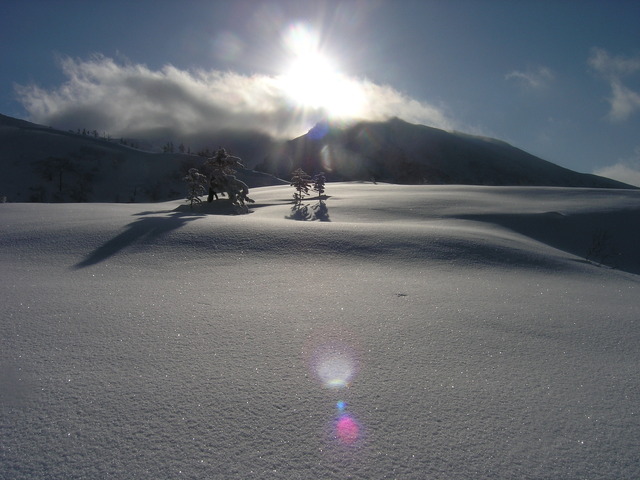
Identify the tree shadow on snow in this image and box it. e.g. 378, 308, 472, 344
174, 198, 256, 216
74, 209, 206, 269
286, 200, 330, 222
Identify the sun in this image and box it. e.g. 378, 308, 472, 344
278, 24, 364, 119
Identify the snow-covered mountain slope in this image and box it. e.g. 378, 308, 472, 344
257, 118, 636, 189
0, 114, 284, 203
2, 184, 639, 479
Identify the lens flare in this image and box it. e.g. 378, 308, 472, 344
320, 144, 333, 171
311, 342, 357, 389
335, 414, 360, 445
305, 326, 360, 390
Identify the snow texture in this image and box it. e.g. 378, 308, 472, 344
1, 183, 639, 479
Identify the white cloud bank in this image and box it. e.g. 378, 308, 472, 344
15, 55, 453, 142
505, 66, 555, 89
588, 47, 640, 122
594, 147, 640, 187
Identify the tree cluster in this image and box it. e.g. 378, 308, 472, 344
290, 168, 326, 204
70, 128, 101, 138
161, 141, 189, 154
70, 128, 219, 156
32, 156, 96, 202
68, 127, 143, 149
183, 147, 254, 212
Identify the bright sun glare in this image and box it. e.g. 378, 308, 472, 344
279, 24, 364, 119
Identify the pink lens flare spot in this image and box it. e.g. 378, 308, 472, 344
336, 414, 359, 445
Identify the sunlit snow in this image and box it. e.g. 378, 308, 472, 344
1, 183, 639, 479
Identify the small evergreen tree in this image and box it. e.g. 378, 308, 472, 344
204, 147, 244, 173
203, 147, 243, 202
186, 147, 255, 211
291, 168, 311, 204
224, 175, 254, 210
163, 141, 174, 153
184, 168, 207, 208
312, 171, 326, 199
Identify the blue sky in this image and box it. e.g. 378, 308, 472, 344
2, 0, 640, 184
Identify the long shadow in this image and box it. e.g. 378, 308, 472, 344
460, 210, 640, 275
286, 203, 312, 221
312, 201, 330, 221
286, 200, 331, 222
74, 210, 205, 268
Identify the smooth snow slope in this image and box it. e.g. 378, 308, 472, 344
1, 184, 639, 479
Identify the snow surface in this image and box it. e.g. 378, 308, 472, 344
1, 183, 639, 479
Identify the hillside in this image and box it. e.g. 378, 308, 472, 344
256, 118, 635, 188
1, 113, 635, 204
0, 114, 284, 203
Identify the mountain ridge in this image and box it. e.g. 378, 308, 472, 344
0, 113, 284, 203
0, 113, 635, 203
256, 117, 634, 189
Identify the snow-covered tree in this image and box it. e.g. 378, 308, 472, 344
184, 168, 207, 208
203, 147, 243, 174
204, 147, 248, 204
312, 171, 326, 199
224, 175, 254, 210
291, 168, 311, 204
197, 147, 254, 211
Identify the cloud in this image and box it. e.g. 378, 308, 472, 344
588, 47, 640, 76
588, 47, 640, 122
505, 66, 554, 89
15, 55, 453, 143
594, 163, 640, 187
606, 81, 640, 122
593, 147, 640, 187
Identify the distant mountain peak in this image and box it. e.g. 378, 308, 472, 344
256, 117, 636, 189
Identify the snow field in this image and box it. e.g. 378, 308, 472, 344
1, 183, 639, 479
